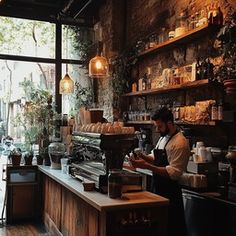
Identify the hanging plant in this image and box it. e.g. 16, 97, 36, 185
72, 81, 93, 110
110, 50, 138, 108
214, 8, 236, 81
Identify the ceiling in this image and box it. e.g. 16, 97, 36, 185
0, 0, 104, 26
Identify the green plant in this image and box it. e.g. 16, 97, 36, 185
215, 8, 236, 81
72, 81, 93, 110
110, 52, 136, 108
13, 80, 55, 153
9, 148, 21, 156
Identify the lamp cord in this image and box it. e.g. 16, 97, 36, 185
66, 27, 69, 73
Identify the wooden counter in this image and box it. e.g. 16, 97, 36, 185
39, 166, 169, 236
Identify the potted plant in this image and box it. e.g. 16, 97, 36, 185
9, 148, 22, 166
23, 150, 34, 165
14, 80, 56, 165
215, 8, 236, 94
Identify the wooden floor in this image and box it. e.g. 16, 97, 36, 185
0, 223, 49, 236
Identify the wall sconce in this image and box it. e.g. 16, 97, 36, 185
89, 41, 109, 78
59, 71, 74, 94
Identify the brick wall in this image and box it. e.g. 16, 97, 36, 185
96, 0, 236, 147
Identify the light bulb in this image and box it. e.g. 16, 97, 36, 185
95, 60, 102, 69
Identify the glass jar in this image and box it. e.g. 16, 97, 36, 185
108, 170, 122, 199
48, 142, 65, 169
175, 11, 188, 37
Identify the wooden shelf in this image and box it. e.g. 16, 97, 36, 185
125, 120, 216, 126
123, 79, 213, 97
175, 121, 216, 126
136, 23, 219, 59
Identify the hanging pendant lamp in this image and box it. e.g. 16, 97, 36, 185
89, 42, 109, 78
59, 27, 74, 94
59, 72, 74, 94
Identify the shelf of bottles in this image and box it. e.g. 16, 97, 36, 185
136, 23, 218, 59
124, 100, 222, 127
131, 5, 223, 61
123, 79, 211, 97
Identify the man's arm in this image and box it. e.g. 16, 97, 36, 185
138, 152, 154, 164
129, 158, 170, 178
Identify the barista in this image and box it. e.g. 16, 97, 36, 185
129, 107, 190, 236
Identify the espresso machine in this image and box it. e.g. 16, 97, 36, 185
69, 131, 145, 193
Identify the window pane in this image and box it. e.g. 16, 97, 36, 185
0, 17, 55, 58
0, 60, 55, 141
62, 25, 94, 60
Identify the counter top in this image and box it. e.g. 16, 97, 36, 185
38, 166, 169, 212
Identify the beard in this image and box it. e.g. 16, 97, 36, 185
160, 126, 170, 137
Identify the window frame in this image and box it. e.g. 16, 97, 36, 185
0, 19, 87, 113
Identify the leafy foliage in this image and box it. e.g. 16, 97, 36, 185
215, 9, 236, 80
62, 25, 94, 68
72, 81, 93, 110
110, 51, 137, 108
13, 80, 55, 151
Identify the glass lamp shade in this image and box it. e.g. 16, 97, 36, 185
89, 55, 109, 78
59, 73, 74, 94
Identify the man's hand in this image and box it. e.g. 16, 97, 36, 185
129, 156, 148, 169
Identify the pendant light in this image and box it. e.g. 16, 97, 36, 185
89, 41, 109, 78
59, 27, 74, 94
59, 69, 74, 94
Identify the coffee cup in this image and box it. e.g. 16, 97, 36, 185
199, 147, 207, 162
196, 141, 204, 155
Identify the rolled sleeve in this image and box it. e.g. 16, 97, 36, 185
166, 144, 190, 180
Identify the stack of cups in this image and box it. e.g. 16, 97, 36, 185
193, 142, 212, 163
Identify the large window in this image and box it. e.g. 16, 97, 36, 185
0, 17, 55, 58
0, 16, 94, 142
0, 60, 55, 140
62, 25, 94, 60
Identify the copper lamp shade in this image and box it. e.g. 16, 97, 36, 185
89, 54, 109, 78
59, 73, 74, 94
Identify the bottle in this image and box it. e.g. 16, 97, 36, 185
175, 106, 180, 121
211, 101, 218, 121
196, 58, 201, 80
138, 77, 143, 91
132, 82, 137, 92
149, 34, 157, 48
146, 67, 152, 90
142, 74, 147, 91
108, 170, 122, 199
218, 101, 223, 121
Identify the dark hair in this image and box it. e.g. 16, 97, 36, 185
151, 107, 174, 123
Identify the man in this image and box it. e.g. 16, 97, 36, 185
129, 107, 190, 236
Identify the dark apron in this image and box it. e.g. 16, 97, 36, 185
152, 132, 187, 236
